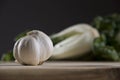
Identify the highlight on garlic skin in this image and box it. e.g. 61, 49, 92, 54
13, 30, 53, 66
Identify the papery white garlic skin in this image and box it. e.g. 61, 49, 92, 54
13, 30, 53, 65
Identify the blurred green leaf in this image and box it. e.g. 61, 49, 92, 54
1, 51, 15, 61
92, 14, 120, 36
92, 35, 120, 61
92, 13, 120, 61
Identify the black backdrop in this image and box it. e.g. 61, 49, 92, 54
0, 0, 120, 57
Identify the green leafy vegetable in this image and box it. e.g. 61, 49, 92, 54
92, 14, 120, 61
1, 51, 15, 61
92, 35, 120, 61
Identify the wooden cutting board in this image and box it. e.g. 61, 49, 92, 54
0, 61, 120, 80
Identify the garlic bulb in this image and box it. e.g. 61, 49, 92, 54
13, 30, 53, 65
51, 24, 100, 59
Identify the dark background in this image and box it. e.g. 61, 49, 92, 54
0, 0, 120, 57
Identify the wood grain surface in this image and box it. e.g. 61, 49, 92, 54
0, 61, 120, 80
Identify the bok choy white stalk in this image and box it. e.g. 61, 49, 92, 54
51, 24, 100, 59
